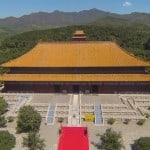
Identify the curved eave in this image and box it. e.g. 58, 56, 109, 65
0, 74, 149, 82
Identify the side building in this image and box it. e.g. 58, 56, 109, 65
0, 30, 150, 93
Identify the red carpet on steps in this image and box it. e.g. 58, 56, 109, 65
58, 126, 89, 150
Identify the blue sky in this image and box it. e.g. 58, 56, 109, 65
0, 0, 149, 18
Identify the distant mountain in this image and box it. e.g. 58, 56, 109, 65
124, 12, 150, 24
0, 8, 150, 33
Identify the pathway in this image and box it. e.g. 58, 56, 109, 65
68, 94, 80, 126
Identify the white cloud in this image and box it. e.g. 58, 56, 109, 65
123, 1, 132, 7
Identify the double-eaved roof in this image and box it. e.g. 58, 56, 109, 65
0, 41, 150, 82
1, 42, 150, 67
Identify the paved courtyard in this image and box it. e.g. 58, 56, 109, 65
39, 118, 150, 150
0, 93, 150, 150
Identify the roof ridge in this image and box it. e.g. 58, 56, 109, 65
37, 41, 114, 44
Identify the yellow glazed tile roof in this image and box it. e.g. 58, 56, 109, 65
1, 42, 150, 67
0, 74, 149, 82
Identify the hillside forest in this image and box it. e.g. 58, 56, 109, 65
0, 23, 150, 65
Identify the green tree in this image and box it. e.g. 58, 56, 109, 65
7, 116, 15, 122
0, 67, 10, 74
100, 128, 124, 150
107, 118, 116, 125
145, 38, 150, 50
134, 137, 150, 150
23, 132, 45, 150
16, 106, 42, 133
0, 116, 7, 127
0, 131, 16, 150
137, 119, 146, 126
0, 97, 8, 115
58, 117, 64, 124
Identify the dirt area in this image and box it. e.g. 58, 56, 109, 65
81, 94, 122, 105
31, 94, 70, 104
